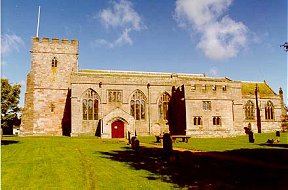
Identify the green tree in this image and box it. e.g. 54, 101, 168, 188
1, 78, 21, 134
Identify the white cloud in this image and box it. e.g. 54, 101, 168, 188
95, 0, 145, 48
1, 34, 24, 55
94, 28, 133, 48
175, 0, 249, 60
98, 0, 141, 31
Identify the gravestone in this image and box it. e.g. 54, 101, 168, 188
134, 139, 140, 152
248, 131, 254, 143
163, 133, 173, 159
131, 136, 137, 149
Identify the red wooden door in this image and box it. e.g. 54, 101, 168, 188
111, 120, 124, 138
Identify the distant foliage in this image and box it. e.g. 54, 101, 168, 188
1, 78, 21, 134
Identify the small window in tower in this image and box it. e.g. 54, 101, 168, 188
52, 57, 57, 68
50, 103, 55, 113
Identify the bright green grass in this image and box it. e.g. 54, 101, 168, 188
137, 132, 288, 151
2, 133, 287, 189
1, 137, 172, 190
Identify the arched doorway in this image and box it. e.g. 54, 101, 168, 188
111, 120, 124, 138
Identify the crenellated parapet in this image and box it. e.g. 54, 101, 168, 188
32, 37, 78, 54
32, 37, 78, 45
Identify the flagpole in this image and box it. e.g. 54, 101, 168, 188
36, 6, 41, 37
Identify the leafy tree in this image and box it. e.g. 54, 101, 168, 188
1, 78, 21, 134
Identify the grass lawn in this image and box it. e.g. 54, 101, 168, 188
1, 137, 172, 189
1, 133, 288, 189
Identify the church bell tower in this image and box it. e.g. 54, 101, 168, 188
20, 37, 79, 136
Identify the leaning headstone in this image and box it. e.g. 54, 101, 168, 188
276, 131, 280, 137
163, 133, 173, 159
248, 131, 254, 143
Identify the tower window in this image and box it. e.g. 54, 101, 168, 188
52, 57, 57, 68
50, 103, 55, 113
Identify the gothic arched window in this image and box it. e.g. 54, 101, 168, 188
245, 100, 255, 120
82, 89, 99, 120
265, 101, 274, 120
130, 90, 146, 120
158, 92, 170, 121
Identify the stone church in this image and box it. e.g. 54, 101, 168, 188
20, 37, 286, 138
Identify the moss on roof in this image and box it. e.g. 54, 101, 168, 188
241, 82, 276, 96
77, 69, 206, 78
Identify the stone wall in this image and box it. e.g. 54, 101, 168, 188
70, 71, 260, 137
21, 38, 284, 137
242, 96, 282, 133
185, 79, 243, 137
20, 37, 78, 135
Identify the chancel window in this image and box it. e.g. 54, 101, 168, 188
130, 90, 146, 120
158, 92, 170, 121
245, 100, 255, 120
213, 116, 221, 125
193, 117, 202, 125
265, 101, 274, 120
82, 89, 99, 120
52, 57, 57, 68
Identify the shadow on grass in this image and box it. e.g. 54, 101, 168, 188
258, 143, 288, 149
1, 139, 19, 145
97, 146, 288, 189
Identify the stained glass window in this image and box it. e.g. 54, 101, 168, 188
158, 93, 170, 120
82, 89, 99, 120
130, 90, 146, 120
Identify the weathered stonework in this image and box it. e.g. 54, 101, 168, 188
20, 37, 285, 138
21, 37, 78, 136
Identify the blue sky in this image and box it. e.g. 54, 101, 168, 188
1, 0, 287, 106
